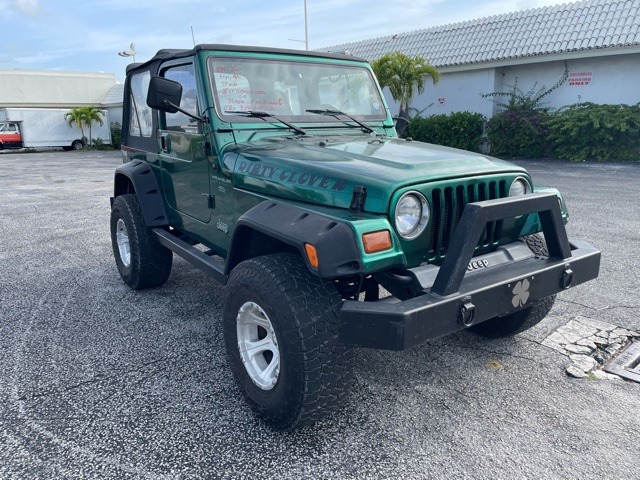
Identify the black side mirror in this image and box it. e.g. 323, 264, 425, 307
147, 76, 183, 113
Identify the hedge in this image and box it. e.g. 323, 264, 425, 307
405, 111, 485, 152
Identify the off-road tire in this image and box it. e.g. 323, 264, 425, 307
470, 233, 556, 337
223, 253, 355, 430
110, 194, 172, 289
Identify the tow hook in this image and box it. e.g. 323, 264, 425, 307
458, 296, 476, 327
561, 264, 574, 289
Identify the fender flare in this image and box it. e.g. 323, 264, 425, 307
112, 160, 169, 227
226, 201, 363, 278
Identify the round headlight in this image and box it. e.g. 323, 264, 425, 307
395, 192, 430, 239
509, 177, 531, 196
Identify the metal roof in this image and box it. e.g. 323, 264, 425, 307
317, 0, 640, 67
101, 84, 124, 106
0, 69, 116, 108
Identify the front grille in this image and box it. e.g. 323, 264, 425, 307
428, 179, 508, 261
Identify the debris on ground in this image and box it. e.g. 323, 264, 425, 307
542, 315, 639, 379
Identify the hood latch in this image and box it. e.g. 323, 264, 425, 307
350, 185, 367, 212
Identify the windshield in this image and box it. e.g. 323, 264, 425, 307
208, 56, 387, 123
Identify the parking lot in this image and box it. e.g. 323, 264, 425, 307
1, 150, 639, 479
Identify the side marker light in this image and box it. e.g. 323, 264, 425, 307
304, 243, 319, 268
363, 230, 392, 254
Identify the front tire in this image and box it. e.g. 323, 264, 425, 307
470, 234, 556, 338
110, 194, 172, 289
223, 254, 355, 430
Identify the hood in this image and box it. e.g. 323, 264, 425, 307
228, 135, 527, 213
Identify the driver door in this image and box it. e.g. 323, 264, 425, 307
158, 62, 211, 224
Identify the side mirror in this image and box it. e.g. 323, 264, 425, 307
147, 76, 183, 113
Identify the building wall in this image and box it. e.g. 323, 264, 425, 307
404, 52, 640, 120
105, 106, 123, 126
498, 53, 640, 108
410, 68, 498, 120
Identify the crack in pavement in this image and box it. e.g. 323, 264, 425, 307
558, 298, 597, 310
595, 304, 640, 311
454, 343, 543, 365
518, 336, 570, 357
16, 347, 207, 402
559, 298, 640, 312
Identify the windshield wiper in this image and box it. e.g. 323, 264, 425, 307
224, 110, 306, 135
306, 109, 374, 134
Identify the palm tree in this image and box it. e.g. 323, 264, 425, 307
81, 107, 105, 146
371, 51, 441, 120
64, 107, 88, 144
64, 107, 105, 146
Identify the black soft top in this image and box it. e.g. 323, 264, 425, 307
126, 44, 366, 75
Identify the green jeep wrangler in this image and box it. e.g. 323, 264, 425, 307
110, 44, 600, 429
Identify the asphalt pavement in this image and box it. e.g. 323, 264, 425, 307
0, 150, 638, 479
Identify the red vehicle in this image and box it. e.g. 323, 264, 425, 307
0, 121, 23, 149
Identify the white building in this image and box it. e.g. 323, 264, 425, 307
318, 0, 640, 119
0, 69, 123, 124
100, 84, 125, 126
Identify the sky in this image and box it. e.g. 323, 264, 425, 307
1, 0, 573, 82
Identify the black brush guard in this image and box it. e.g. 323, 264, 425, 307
339, 193, 600, 350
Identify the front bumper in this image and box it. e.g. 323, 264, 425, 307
339, 193, 601, 350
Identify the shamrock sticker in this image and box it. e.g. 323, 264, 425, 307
511, 279, 530, 308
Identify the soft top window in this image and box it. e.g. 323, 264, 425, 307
128, 71, 153, 138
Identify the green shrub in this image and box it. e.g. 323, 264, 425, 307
110, 122, 122, 150
405, 111, 485, 152
87, 137, 112, 150
486, 109, 551, 158
482, 64, 567, 158
545, 103, 640, 161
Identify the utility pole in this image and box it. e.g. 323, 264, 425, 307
304, 0, 309, 50
289, 0, 309, 50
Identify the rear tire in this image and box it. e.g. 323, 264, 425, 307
223, 253, 355, 430
110, 194, 172, 289
470, 234, 556, 338
71, 140, 84, 150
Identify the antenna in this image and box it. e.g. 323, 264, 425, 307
191, 26, 196, 47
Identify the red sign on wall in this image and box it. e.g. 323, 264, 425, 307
568, 72, 593, 86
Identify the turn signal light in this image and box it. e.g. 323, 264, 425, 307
304, 243, 319, 268
362, 230, 392, 254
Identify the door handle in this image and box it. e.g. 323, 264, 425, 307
160, 133, 171, 153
